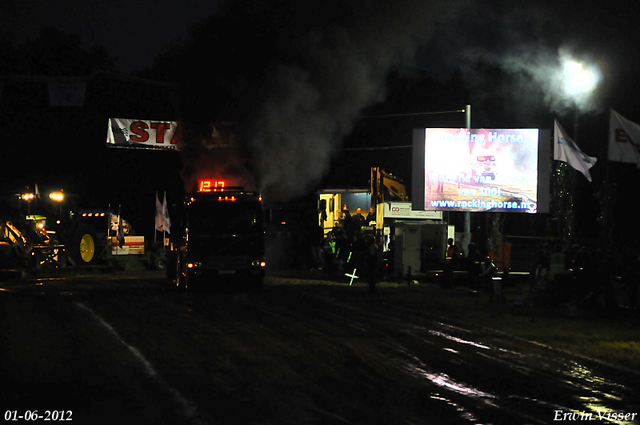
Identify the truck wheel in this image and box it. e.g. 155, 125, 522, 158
153, 255, 167, 271
72, 223, 98, 264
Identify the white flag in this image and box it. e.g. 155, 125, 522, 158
116, 205, 125, 248
554, 119, 597, 182
155, 192, 164, 232
155, 192, 171, 233
608, 109, 640, 168
162, 191, 171, 234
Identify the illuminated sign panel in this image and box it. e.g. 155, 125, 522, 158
414, 128, 541, 213
198, 180, 226, 193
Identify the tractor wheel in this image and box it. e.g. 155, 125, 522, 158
153, 255, 167, 271
71, 223, 98, 265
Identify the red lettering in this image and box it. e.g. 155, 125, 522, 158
129, 121, 149, 142
171, 122, 183, 145
150, 122, 171, 144
198, 180, 226, 193
615, 128, 628, 143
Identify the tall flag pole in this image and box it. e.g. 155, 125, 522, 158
117, 204, 125, 249
108, 204, 112, 254
162, 191, 171, 246
155, 191, 160, 243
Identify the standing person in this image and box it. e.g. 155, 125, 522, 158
548, 245, 568, 302
311, 224, 325, 270
467, 243, 481, 294
318, 199, 327, 228
342, 205, 353, 241
353, 208, 366, 232
366, 207, 376, 225
335, 229, 350, 273
481, 256, 501, 302
548, 245, 566, 284
444, 238, 455, 288
366, 236, 380, 294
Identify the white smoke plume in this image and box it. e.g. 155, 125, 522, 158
178, 0, 462, 200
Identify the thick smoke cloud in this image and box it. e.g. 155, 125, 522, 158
177, 0, 460, 200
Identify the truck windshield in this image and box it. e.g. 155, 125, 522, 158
189, 201, 262, 236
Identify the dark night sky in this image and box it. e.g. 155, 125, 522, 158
2, 0, 220, 72
4, 1, 639, 82
5, 1, 639, 117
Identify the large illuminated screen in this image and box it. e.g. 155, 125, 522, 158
421, 128, 539, 213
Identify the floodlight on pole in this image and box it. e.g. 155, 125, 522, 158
560, 59, 601, 108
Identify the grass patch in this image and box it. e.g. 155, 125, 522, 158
378, 279, 640, 372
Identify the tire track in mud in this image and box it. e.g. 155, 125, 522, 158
229, 286, 640, 424
75, 302, 209, 425
220, 288, 544, 424
29, 275, 638, 424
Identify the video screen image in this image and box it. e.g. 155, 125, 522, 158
423, 128, 539, 213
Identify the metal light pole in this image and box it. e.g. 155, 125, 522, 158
464, 105, 471, 236
558, 59, 600, 241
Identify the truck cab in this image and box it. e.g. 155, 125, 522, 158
168, 180, 266, 291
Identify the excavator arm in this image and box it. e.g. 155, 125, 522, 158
370, 167, 408, 204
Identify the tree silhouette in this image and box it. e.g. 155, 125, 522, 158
1, 27, 116, 76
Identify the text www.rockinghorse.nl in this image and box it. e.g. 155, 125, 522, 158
429, 199, 530, 210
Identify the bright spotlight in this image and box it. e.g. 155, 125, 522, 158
49, 191, 65, 202
562, 59, 600, 99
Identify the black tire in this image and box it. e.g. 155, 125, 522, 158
153, 255, 167, 271
70, 223, 98, 265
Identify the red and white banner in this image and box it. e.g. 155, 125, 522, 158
609, 109, 640, 168
111, 236, 145, 255
106, 118, 179, 150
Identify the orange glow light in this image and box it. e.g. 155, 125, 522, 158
49, 191, 64, 202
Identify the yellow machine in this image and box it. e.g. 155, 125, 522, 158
370, 167, 409, 204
